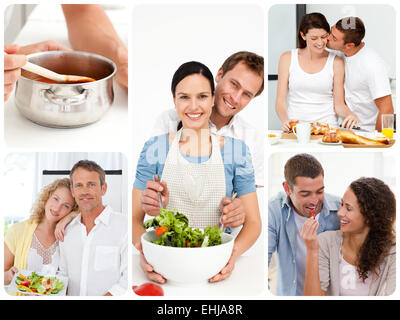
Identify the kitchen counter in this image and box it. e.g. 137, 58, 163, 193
131, 244, 265, 297
4, 4, 128, 149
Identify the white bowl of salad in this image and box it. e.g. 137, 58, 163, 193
141, 209, 234, 285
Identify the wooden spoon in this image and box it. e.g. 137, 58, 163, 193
22, 61, 96, 83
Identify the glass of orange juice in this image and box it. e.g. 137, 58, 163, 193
382, 114, 394, 138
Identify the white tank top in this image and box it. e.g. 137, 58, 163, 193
287, 49, 338, 126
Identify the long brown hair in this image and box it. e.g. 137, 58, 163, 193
349, 177, 396, 281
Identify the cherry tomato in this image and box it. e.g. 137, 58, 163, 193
132, 283, 164, 296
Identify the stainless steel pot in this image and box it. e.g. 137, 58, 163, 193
15, 51, 116, 128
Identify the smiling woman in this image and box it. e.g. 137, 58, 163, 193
302, 177, 396, 296
4, 178, 77, 287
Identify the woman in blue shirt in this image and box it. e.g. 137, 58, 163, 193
132, 61, 261, 283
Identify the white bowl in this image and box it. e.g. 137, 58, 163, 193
141, 230, 234, 285
268, 132, 281, 145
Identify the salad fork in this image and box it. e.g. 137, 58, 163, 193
153, 174, 164, 209
220, 191, 237, 233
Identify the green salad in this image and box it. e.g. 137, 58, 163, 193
143, 209, 223, 247
15, 271, 65, 295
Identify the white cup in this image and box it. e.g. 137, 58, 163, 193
293, 122, 311, 144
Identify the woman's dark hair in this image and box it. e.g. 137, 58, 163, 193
349, 177, 396, 282
171, 61, 215, 97
297, 13, 330, 48
171, 61, 215, 130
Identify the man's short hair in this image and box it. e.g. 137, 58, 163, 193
70, 160, 106, 186
335, 17, 365, 47
220, 51, 264, 96
284, 154, 324, 188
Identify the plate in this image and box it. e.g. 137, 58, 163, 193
319, 139, 341, 145
8, 269, 68, 296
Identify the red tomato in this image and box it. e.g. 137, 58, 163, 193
155, 226, 168, 236
21, 280, 30, 287
132, 283, 164, 296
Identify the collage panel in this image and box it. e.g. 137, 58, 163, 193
131, 4, 266, 297
4, 4, 128, 149
267, 3, 397, 300
3, 152, 128, 296
268, 151, 396, 296
268, 4, 396, 148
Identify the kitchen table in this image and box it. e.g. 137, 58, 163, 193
268, 130, 396, 149
4, 4, 128, 149
131, 242, 265, 297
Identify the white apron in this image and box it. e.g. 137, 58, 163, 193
161, 129, 226, 228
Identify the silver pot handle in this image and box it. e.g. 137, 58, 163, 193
41, 89, 89, 110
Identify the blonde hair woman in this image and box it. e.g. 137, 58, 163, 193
4, 178, 77, 285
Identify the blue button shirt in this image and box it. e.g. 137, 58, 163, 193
268, 191, 341, 296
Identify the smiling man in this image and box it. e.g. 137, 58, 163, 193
268, 154, 340, 296
327, 17, 394, 131
59, 160, 127, 296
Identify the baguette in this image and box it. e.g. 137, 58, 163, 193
337, 130, 389, 145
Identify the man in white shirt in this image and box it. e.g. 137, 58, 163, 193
59, 160, 127, 296
327, 17, 394, 132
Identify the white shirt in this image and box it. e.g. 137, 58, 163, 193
293, 212, 320, 296
342, 45, 392, 131
151, 109, 264, 186
59, 205, 128, 296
